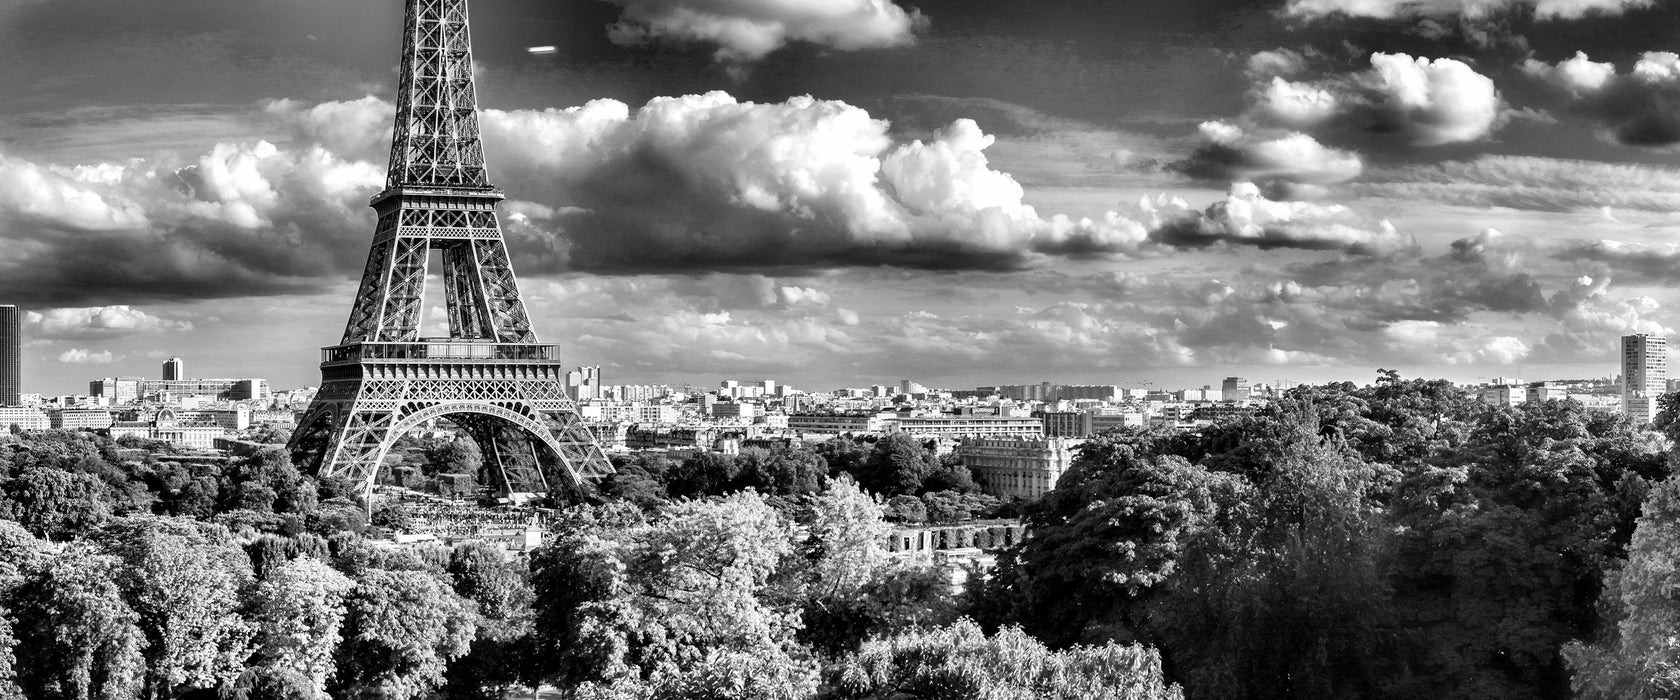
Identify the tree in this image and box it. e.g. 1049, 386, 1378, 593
1567, 475, 1680, 698
664, 452, 742, 498
1384, 400, 1626, 699
369, 503, 412, 532
919, 490, 1000, 523
424, 439, 483, 478
973, 436, 1243, 647
832, 619, 1182, 700
526, 502, 647, 689
528, 494, 815, 693
1141, 414, 1397, 699
447, 541, 531, 623
98, 516, 254, 699
220, 447, 316, 516
2, 466, 112, 540
0, 609, 20, 700
332, 568, 478, 700
881, 495, 926, 524
921, 453, 978, 494
800, 476, 891, 598
736, 445, 826, 496
11, 546, 147, 700
814, 437, 871, 479
600, 454, 671, 509
0, 523, 41, 700
774, 478, 959, 659
0, 520, 51, 590
856, 433, 935, 497
247, 558, 356, 699
147, 461, 220, 520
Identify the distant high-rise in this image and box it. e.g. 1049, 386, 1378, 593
0, 306, 17, 406
1222, 376, 1251, 402
162, 357, 184, 381
1622, 333, 1668, 423
567, 366, 601, 401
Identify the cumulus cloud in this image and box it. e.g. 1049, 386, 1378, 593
0, 138, 381, 305
777, 286, 831, 307
262, 96, 391, 161
0, 91, 1179, 303
474, 92, 1157, 272
1283, 0, 1652, 20
25, 305, 193, 339
601, 0, 926, 62
1247, 49, 1311, 78
1529, 274, 1669, 361
1521, 51, 1615, 95
0, 89, 1512, 313
1524, 50, 1680, 147
1173, 121, 1363, 188
57, 348, 116, 364
1150, 182, 1416, 256
1360, 53, 1504, 145
1235, 52, 1504, 147
1253, 77, 1343, 129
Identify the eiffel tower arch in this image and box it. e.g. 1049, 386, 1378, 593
288, 0, 613, 503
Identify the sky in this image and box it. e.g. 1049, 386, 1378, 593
4, 0, 1680, 394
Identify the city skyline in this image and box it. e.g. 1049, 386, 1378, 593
5, 0, 1680, 394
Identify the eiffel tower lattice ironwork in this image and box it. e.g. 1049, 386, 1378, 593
288, 0, 613, 502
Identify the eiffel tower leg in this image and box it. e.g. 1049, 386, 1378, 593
291, 395, 401, 503
536, 408, 615, 485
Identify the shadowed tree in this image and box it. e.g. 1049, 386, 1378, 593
1567, 475, 1680, 698
10, 547, 147, 700
1, 466, 112, 540
856, 433, 936, 497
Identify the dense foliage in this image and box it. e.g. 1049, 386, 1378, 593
6, 375, 1680, 698
972, 375, 1674, 699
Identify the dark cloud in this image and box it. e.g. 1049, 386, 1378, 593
1524, 51, 1680, 148
0, 142, 379, 306
600, 0, 926, 63
1553, 240, 1680, 281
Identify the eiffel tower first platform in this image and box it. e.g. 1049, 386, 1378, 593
288, 0, 613, 502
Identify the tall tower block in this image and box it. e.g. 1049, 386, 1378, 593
287, 0, 613, 502
162, 357, 184, 381
0, 306, 18, 406
1622, 333, 1668, 423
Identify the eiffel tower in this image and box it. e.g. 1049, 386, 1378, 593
288, 0, 613, 503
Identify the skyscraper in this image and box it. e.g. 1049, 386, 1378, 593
1622, 333, 1668, 423
568, 366, 601, 401
0, 306, 17, 406
162, 357, 184, 381
1222, 377, 1251, 402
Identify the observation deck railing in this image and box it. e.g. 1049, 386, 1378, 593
321, 340, 560, 365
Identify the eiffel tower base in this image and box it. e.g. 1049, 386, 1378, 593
288, 343, 612, 504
